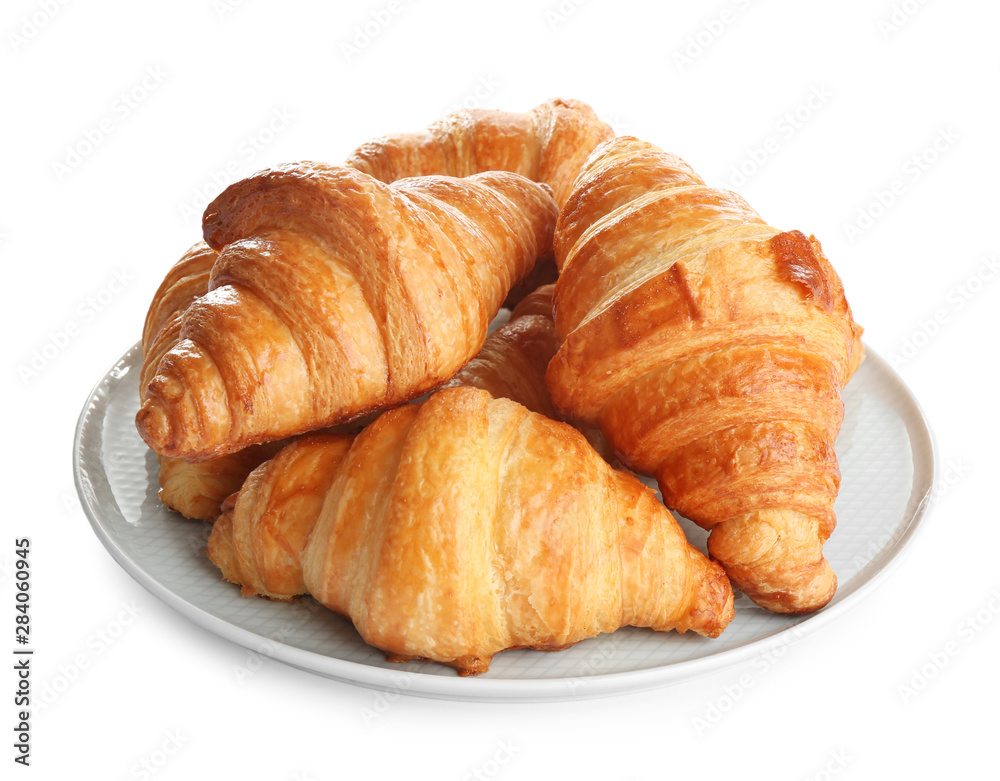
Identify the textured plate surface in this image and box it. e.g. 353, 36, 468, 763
74, 343, 934, 702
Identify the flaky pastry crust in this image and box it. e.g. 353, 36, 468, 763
136, 163, 557, 462
209, 387, 734, 674
346, 97, 613, 210
346, 97, 613, 307
547, 137, 864, 614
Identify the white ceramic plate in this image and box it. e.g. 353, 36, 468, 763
74, 343, 934, 702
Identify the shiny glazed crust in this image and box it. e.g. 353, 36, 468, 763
142, 279, 561, 521
546, 136, 864, 614
135, 163, 557, 461
140, 241, 286, 521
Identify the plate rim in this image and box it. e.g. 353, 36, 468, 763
73, 342, 936, 702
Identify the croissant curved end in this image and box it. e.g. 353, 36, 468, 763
683, 559, 736, 638
707, 510, 837, 614
745, 563, 837, 615
135, 398, 175, 454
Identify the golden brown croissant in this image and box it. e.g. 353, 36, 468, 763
346, 97, 613, 308
546, 136, 864, 614
146, 97, 604, 362
135, 163, 557, 462
211, 387, 734, 674
345, 97, 614, 210
142, 261, 557, 521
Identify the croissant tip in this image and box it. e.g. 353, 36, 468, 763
741, 563, 838, 615
686, 559, 737, 637
135, 398, 175, 454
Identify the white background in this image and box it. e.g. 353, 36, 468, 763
4, 0, 998, 777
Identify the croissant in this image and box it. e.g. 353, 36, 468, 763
135, 163, 557, 462
546, 136, 864, 614
347, 98, 614, 307
210, 387, 734, 675
345, 97, 614, 210
142, 259, 557, 522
